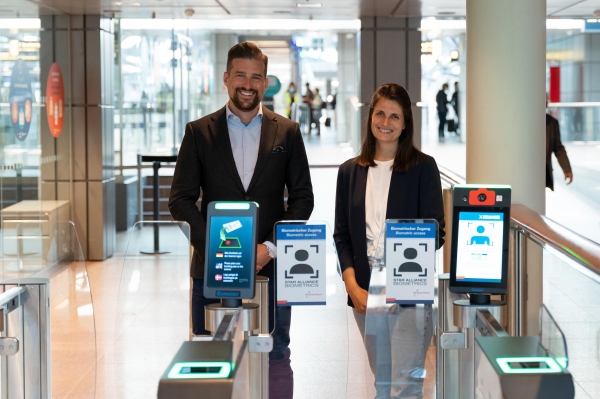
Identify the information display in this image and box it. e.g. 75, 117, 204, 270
385, 220, 437, 305
449, 185, 511, 295
455, 212, 504, 283
204, 202, 258, 299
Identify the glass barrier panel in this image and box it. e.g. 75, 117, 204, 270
115, 221, 191, 398
539, 304, 569, 369
7, 221, 95, 398
538, 239, 600, 399
362, 220, 438, 399
274, 221, 348, 398
550, 106, 600, 143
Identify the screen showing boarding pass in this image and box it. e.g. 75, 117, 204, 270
455, 212, 504, 283
203, 201, 258, 300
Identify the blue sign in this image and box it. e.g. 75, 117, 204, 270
9, 59, 33, 141
265, 75, 282, 97
276, 225, 326, 240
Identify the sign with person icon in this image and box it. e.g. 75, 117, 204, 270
384, 220, 438, 304
275, 222, 327, 306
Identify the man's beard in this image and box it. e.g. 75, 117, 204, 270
231, 88, 261, 112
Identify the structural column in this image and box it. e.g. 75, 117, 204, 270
360, 17, 422, 147
336, 32, 359, 150
466, 0, 546, 334
40, 15, 115, 260
211, 33, 237, 113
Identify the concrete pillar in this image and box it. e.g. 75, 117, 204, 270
466, 0, 546, 334
40, 15, 115, 260
359, 17, 422, 148
211, 33, 237, 113
336, 32, 359, 151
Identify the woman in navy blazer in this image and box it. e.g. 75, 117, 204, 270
334, 83, 445, 398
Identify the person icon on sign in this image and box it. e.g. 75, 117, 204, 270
469, 225, 491, 246
285, 248, 319, 279
394, 247, 427, 277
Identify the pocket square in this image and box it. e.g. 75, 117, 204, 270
272, 146, 286, 153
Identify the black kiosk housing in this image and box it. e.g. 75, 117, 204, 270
203, 201, 258, 306
449, 185, 511, 304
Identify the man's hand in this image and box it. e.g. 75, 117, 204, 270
256, 244, 271, 273
564, 172, 573, 185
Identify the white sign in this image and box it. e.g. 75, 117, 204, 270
385, 221, 437, 305
276, 224, 326, 306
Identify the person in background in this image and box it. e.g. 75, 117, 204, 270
304, 82, 314, 104
334, 83, 445, 398
312, 87, 323, 135
436, 83, 449, 140
546, 94, 573, 190
284, 82, 300, 119
169, 42, 314, 399
451, 81, 459, 134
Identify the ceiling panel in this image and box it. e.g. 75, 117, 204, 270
0, 0, 599, 20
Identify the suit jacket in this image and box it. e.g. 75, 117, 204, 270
169, 106, 314, 280
546, 114, 572, 191
333, 155, 445, 307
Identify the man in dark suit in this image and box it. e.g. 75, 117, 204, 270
169, 42, 314, 398
546, 96, 573, 190
451, 81, 459, 134
436, 83, 449, 140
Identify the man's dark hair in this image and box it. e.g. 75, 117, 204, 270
357, 83, 424, 172
226, 42, 268, 76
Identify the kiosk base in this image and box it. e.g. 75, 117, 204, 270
470, 293, 491, 305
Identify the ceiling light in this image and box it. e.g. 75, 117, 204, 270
297, 3, 322, 8
586, 18, 598, 23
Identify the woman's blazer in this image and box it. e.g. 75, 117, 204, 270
333, 155, 446, 306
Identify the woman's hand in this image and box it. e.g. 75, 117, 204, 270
347, 284, 369, 314
342, 267, 369, 314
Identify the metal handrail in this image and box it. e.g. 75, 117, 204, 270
436, 164, 600, 281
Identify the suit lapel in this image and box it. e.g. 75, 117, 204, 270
247, 108, 277, 192
355, 165, 368, 233
209, 107, 245, 193
386, 171, 404, 219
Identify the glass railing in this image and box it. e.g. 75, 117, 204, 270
114, 221, 191, 398
1, 220, 96, 398
539, 242, 599, 398
548, 104, 600, 143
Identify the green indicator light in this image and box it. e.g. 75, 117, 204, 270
496, 357, 563, 374
167, 362, 232, 379
215, 202, 251, 210
556, 356, 568, 369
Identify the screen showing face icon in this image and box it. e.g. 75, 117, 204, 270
455, 212, 504, 283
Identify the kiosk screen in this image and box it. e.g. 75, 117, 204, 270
455, 212, 504, 283
206, 215, 255, 290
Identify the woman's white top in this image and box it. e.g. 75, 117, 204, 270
365, 159, 394, 261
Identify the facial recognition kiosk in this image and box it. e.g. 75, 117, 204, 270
436, 185, 574, 399
449, 185, 511, 304
158, 201, 273, 399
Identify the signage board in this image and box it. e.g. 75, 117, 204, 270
276, 223, 326, 306
46, 63, 65, 138
9, 58, 33, 141
385, 220, 437, 305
